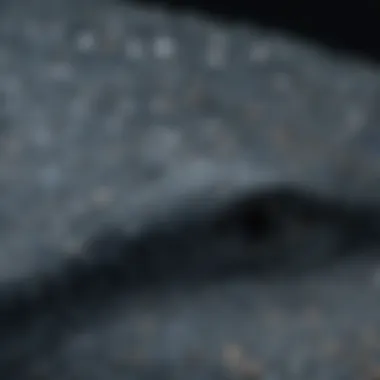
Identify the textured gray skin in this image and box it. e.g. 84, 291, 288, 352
1, 0, 380, 378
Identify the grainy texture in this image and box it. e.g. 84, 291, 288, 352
1, 0, 380, 379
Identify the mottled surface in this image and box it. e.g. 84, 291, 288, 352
1, 0, 380, 378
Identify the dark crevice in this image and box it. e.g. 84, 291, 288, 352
1, 186, 380, 376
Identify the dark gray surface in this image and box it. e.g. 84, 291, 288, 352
1, 0, 380, 378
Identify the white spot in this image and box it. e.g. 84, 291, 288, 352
335, 107, 368, 143
34, 125, 52, 147
125, 38, 144, 60
148, 96, 171, 115
250, 44, 271, 63
345, 108, 367, 134
48, 62, 74, 82
40, 165, 61, 189
0, 48, 10, 66
92, 186, 114, 206
143, 125, 181, 162
273, 72, 292, 92
153, 36, 176, 59
372, 266, 380, 289
205, 32, 228, 69
119, 98, 137, 117
76, 31, 96, 52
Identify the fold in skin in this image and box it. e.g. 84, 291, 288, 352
1, 186, 380, 378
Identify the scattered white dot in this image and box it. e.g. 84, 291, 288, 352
273, 72, 292, 92
148, 96, 171, 115
153, 36, 176, 60
0, 49, 10, 66
40, 165, 62, 189
222, 344, 243, 368
119, 98, 137, 117
143, 125, 182, 162
250, 44, 271, 63
48, 62, 74, 82
372, 266, 380, 288
336, 107, 368, 143
92, 186, 114, 206
47, 24, 65, 44
76, 31, 96, 52
34, 125, 52, 147
125, 38, 144, 60
24, 21, 41, 43
69, 96, 91, 122
205, 32, 228, 69
346, 108, 367, 132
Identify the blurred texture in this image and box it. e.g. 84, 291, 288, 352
1, 0, 380, 378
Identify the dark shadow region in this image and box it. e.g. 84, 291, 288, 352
1, 186, 380, 377
127, 0, 380, 63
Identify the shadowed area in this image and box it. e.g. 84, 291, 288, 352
2, 186, 380, 377
127, 0, 380, 62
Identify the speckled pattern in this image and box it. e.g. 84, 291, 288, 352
1, 0, 380, 378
